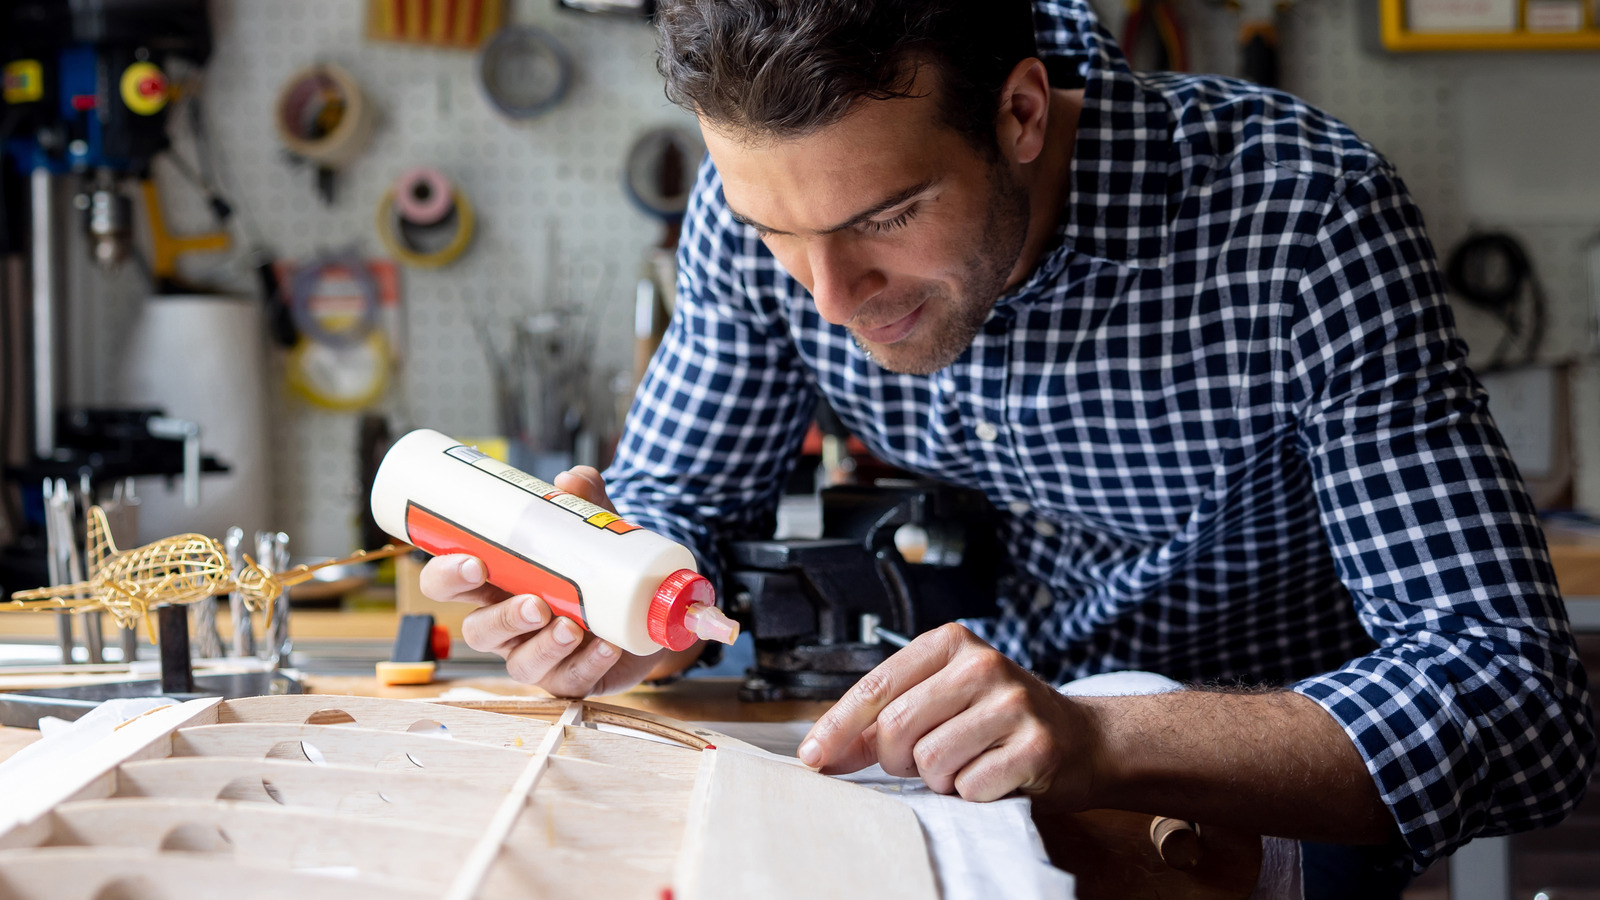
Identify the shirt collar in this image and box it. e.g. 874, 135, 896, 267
1029, 0, 1179, 276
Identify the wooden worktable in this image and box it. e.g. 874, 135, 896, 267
303, 674, 1261, 900
0, 673, 1260, 899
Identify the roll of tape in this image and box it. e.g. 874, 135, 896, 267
624, 126, 705, 221
287, 253, 381, 348
274, 64, 376, 168
393, 167, 455, 226
477, 25, 572, 120
286, 330, 391, 412
376, 185, 476, 268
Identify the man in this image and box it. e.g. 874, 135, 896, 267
422, 0, 1594, 893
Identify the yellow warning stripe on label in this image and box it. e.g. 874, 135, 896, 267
446, 445, 644, 534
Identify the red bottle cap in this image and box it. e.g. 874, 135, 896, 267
647, 569, 714, 652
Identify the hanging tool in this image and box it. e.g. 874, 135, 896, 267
1225, 0, 1289, 87
1120, 0, 1189, 71
140, 178, 230, 286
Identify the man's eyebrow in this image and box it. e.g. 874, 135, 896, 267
727, 178, 937, 237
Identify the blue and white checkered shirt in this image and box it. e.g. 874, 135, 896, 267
607, 0, 1594, 867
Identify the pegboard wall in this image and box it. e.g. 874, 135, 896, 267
76, 0, 694, 555
70, 0, 1600, 555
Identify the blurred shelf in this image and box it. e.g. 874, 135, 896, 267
1380, 0, 1600, 50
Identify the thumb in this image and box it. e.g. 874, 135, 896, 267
554, 466, 617, 514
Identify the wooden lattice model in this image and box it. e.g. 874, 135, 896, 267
0, 694, 937, 899
1, 506, 408, 639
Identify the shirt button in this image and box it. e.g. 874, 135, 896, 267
1008, 500, 1031, 516
975, 421, 1000, 443
1034, 519, 1058, 538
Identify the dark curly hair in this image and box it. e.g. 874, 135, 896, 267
655, 0, 1038, 153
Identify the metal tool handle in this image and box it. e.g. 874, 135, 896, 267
227, 526, 253, 657
40, 480, 74, 665
262, 532, 291, 666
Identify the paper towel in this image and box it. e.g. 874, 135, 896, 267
114, 295, 273, 544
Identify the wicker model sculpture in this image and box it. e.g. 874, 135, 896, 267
2, 505, 408, 639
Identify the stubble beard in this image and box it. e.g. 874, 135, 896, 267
853, 161, 1032, 376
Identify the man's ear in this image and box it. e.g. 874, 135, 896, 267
995, 58, 1051, 166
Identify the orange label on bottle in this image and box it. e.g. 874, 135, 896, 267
404, 501, 587, 627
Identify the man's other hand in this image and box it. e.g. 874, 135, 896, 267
417, 466, 670, 698
797, 623, 1102, 808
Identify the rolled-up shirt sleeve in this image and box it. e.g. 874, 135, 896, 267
1288, 165, 1595, 867
604, 157, 817, 595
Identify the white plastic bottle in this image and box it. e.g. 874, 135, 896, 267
370, 429, 738, 657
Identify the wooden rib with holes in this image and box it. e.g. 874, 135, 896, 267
0, 694, 939, 900
0, 846, 435, 900
42, 798, 679, 899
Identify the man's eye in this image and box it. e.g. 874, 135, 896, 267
861, 205, 918, 235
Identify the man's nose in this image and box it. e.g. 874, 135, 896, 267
806, 236, 886, 327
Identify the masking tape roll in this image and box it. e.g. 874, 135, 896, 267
274, 63, 376, 168
393, 167, 455, 226
286, 330, 392, 413
287, 253, 382, 348
376, 186, 476, 268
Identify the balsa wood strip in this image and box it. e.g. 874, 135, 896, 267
675, 749, 939, 900
0, 846, 434, 900
172, 722, 533, 782
0, 698, 219, 838
444, 701, 581, 900
558, 725, 703, 781
437, 697, 761, 753
219, 695, 549, 748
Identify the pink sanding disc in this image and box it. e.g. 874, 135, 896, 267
393, 167, 454, 226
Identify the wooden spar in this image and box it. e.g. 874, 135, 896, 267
443, 700, 583, 900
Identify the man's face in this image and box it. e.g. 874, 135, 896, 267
701, 74, 1031, 375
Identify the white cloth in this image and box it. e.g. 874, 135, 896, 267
702, 720, 1077, 900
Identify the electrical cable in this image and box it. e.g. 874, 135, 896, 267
1444, 231, 1545, 372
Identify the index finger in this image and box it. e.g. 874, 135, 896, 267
797, 628, 960, 768
419, 554, 509, 607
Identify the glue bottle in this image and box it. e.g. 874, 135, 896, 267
370, 429, 739, 657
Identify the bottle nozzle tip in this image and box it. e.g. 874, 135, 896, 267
685, 603, 739, 645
